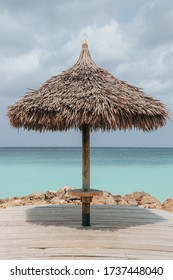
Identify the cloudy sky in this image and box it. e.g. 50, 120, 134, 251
0, 0, 173, 147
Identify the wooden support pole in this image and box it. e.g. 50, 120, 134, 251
81, 197, 92, 227
82, 124, 90, 191
82, 124, 90, 226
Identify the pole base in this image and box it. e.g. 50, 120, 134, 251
81, 197, 92, 226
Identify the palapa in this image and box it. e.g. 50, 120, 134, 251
8, 40, 169, 226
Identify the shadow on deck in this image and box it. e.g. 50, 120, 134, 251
26, 204, 166, 231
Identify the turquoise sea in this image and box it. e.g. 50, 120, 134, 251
0, 147, 173, 202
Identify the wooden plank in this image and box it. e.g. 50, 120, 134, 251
68, 189, 103, 197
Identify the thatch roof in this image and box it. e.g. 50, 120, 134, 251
8, 40, 169, 132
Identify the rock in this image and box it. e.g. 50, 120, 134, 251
123, 191, 150, 204
22, 192, 45, 206
0, 187, 172, 213
2, 198, 24, 208
114, 195, 122, 201
92, 191, 115, 205
50, 197, 68, 205
0, 198, 9, 208
0, 199, 7, 204
162, 198, 173, 212
57, 186, 74, 199
56, 186, 80, 204
140, 195, 162, 209
127, 199, 138, 206
66, 196, 81, 204
123, 191, 162, 209
114, 195, 128, 205
44, 190, 57, 202
24, 192, 45, 202
123, 191, 162, 210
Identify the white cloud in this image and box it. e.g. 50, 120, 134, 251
1, 52, 40, 75
0, 51, 41, 96
82, 20, 130, 64
0, 1, 173, 108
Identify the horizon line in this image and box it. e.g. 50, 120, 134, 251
0, 146, 173, 149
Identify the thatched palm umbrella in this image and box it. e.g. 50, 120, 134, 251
8, 40, 168, 226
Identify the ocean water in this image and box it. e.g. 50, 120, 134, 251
0, 147, 173, 202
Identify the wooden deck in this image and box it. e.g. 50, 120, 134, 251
0, 205, 173, 259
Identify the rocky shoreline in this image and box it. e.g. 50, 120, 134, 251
0, 186, 173, 212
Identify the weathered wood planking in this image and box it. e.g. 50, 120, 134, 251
0, 205, 173, 260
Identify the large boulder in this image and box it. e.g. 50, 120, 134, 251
162, 198, 173, 212
123, 191, 162, 209
123, 191, 150, 204
140, 195, 162, 209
